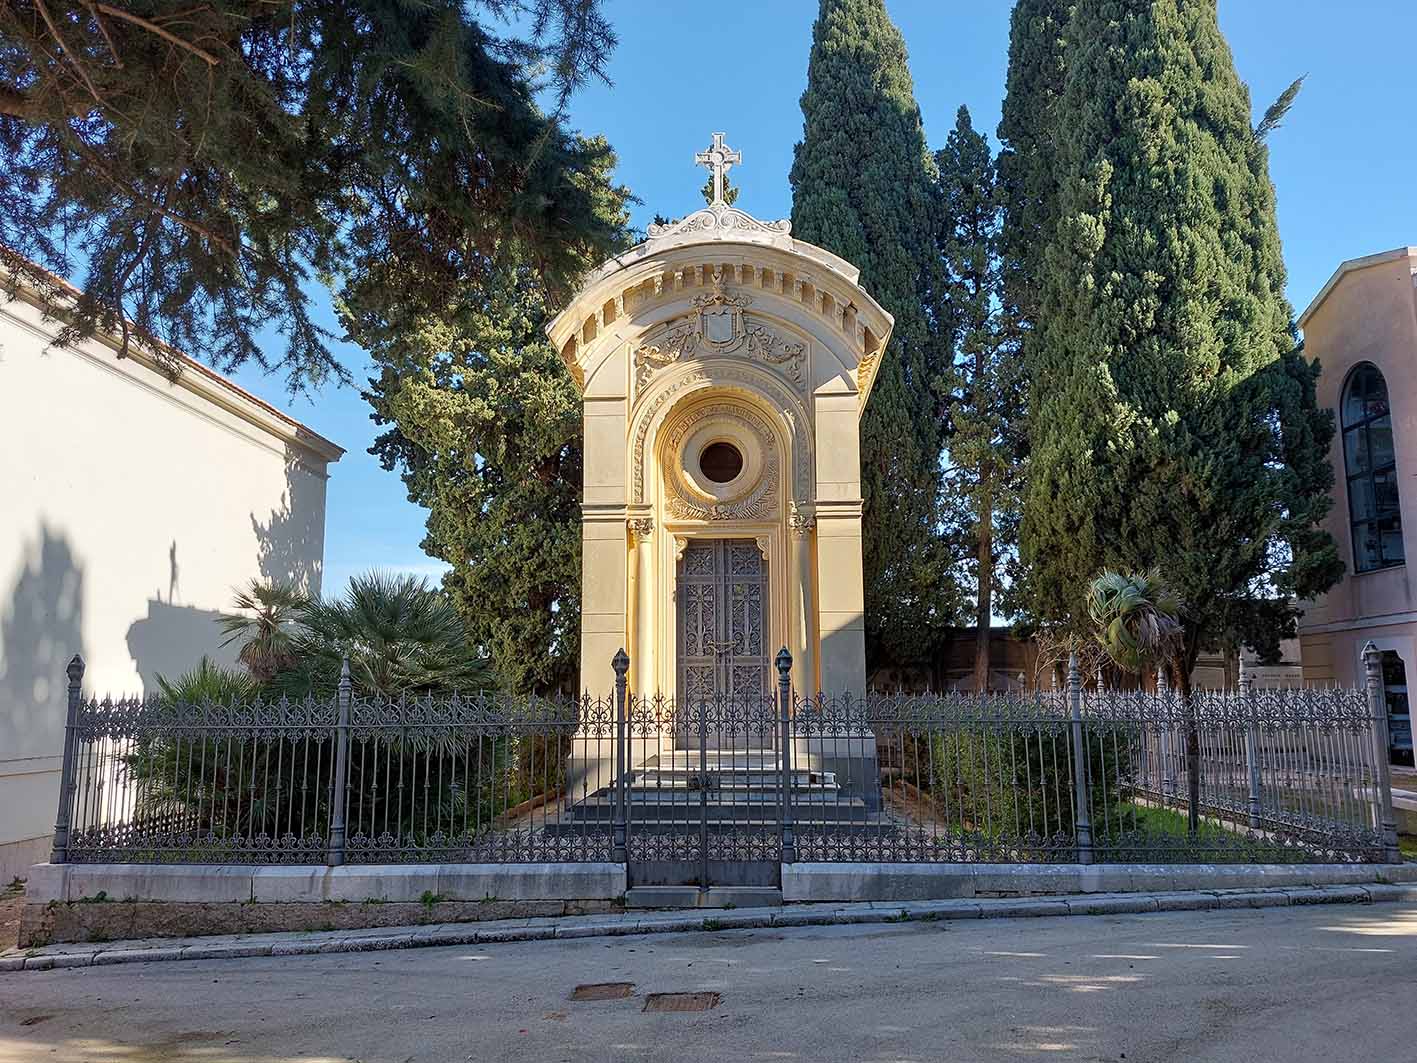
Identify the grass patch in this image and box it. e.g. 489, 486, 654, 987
1100, 803, 1306, 864
1399, 835, 1417, 861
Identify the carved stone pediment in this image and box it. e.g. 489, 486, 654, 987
635, 268, 806, 389
646, 204, 792, 243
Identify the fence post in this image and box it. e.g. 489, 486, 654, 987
777, 647, 796, 865
328, 657, 352, 867
611, 649, 630, 865
1363, 642, 1402, 863
49, 654, 85, 865
1240, 656, 1262, 829
1185, 686, 1201, 838
1067, 652, 1093, 865
1158, 666, 1176, 800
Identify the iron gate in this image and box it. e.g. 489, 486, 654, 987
626, 539, 784, 887
623, 688, 791, 888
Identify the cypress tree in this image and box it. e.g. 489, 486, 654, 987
934, 106, 1022, 693
997, 0, 1072, 336
1020, 0, 1342, 690
790, 0, 960, 667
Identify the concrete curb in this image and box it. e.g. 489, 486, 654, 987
5, 882, 1416, 974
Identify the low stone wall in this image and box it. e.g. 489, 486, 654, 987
21, 862, 626, 947
20, 860, 1417, 947
20, 897, 617, 948
781, 861, 1417, 902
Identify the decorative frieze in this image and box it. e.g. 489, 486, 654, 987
633, 267, 806, 389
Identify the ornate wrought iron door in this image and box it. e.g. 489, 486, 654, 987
677, 539, 769, 705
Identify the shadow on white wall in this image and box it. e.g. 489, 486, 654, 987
0, 524, 84, 760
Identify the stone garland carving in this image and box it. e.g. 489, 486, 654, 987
631, 366, 813, 503
857, 340, 884, 401
634, 267, 806, 388
662, 403, 779, 522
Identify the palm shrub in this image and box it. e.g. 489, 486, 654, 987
1086, 570, 1185, 675
122, 658, 319, 854
219, 580, 308, 681
128, 574, 552, 855
1086, 568, 1191, 842
270, 572, 492, 698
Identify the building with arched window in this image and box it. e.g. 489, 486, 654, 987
1298, 246, 1417, 767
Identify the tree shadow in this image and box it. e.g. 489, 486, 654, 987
0, 524, 84, 760
251, 448, 327, 594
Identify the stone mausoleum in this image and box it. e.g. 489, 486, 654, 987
547, 134, 893, 699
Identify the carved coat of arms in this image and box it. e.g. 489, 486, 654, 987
635, 267, 805, 389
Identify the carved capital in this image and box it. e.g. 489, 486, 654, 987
789, 501, 816, 539
627, 517, 654, 545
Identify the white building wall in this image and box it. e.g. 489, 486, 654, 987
0, 288, 341, 880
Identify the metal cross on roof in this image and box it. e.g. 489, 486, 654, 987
695, 132, 742, 207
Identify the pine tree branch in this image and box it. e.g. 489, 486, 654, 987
33, 0, 105, 109
84, 2, 123, 68
71, 140, 238, 259
0, 84, 42, 119
92, 4, 220, 67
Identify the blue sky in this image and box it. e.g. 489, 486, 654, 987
228, 0, 1417, 596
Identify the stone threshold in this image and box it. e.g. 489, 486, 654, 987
6, 882, 1417, 974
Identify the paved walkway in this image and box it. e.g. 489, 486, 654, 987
5, 881, 1416, 972
4, 900, 1417, 1062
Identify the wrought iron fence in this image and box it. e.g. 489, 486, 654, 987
47, 647, 1402, 868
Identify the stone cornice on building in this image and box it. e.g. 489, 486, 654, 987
1, 251, 344, 466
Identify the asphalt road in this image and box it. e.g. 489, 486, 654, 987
3, 901, 1415, 1063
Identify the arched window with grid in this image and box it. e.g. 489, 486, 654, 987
1342, 363, 1404, 572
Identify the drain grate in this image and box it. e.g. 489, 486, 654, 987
570, 982, 635, 1001
642, 992, 722, 1013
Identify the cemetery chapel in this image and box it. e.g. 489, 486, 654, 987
547, 134, 893, 700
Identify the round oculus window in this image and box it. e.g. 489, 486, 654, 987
699, 441, 744, 484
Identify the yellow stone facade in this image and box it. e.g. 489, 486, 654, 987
546, 136, 893, 697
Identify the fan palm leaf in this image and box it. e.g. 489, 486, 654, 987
219, 579, 308, 680
1086, 569, 1184, 674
